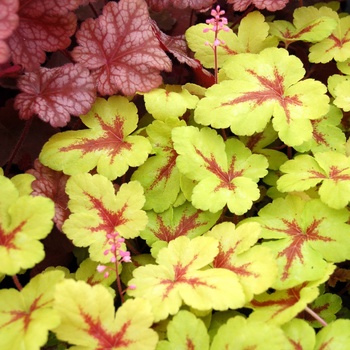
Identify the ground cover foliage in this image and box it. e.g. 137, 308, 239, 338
2, 0, 350, 349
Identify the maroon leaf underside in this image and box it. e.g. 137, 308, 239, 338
71, 0, 172, 96
8, 0, 80, 70
223, 68, 302, 124
14, 64, 96, 127
146, 0, 214, 11
265, 218, 333, 281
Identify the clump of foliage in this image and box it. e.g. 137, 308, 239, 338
2, 0, 350, 349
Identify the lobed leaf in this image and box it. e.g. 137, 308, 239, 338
63, 173, 147, 263
186, 12, 277, 69
314, 319, 350, 349
0, 0, 19, 64
141, 201, 221, 248
195, 48, 329, 146
146, 0, 215, 11
53, 279, 158, 349
132, 119, 185, 212
269, 6, 338, 47
210, 315, 288, 350
0, 270, 64, 350
157, 310, 210, 350
40, 96, 152, 180
71, 0, 172, 96
252, 195, 350, 289
0, 175, 55, 275
281, 319, 316, 350
14, 64, 96, 128
8, 0, 79, 70
278, 152, 350, 209
207, 222, 277, 301
128, 236, 245, 322
172, 126, 268, 214
328, 74, 350, 111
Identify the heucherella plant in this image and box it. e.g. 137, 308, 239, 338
3, 0, 350, 349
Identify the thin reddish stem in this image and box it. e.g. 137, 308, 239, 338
304, 306, 328, 327
12, 275, 23, 291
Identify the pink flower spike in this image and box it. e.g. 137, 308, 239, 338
128, 284, 136, 290
104, 272, 109, 278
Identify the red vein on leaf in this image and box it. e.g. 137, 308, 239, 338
0, 221, 26, 249
79, 308, 132, 348
265, 218, 333, 280
154, 211, 203, 242
149, 150, 177, 190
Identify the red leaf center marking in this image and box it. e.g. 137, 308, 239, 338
160, 258, 211, 298
84, 193, 128, 236
309, 165, 350, 182
251, 283, 306, 317
60, 114, 132, 155
149, 150, 178, 190
283, 22, 320, 41
195, 149, 243, 191
154, 211, 203, 242
327, 29, 350, 52
0, 221, 26, 250
79, 308, 132, 348
221, 68, 302, 123
186, 337, 195, 350
265, 218, 333, 280
311, 119, 329, 146
213, 243, 258, 278
1, 295, 46, 332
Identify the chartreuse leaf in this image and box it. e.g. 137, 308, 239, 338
251, 195, 350, 289
309, 14, 350, 63
0, 270, 64, 350
185, 11, 277, 69
172, 126, 268, 214
0, 175, 55, 275
140, 201, 221, 248
206, 222, 277, 301
128, 236, 245, 322
10, 173, 35, 196
278, 152, 350, 209
53, 279, 158, 349
144, 85, 199, 121
268, 5, 337, 47
39, 96, 152, 180
294, 105, 345, 153
210, 315, 288, 350
328, 74, 350, 111
195, 48, 329, 146
132, 119, 186, 212
62, 173, 147, 263
315, 319, 350, 349
281, 319, 316, 350
156, 310, 210, 350
248, 268, 334, 325
300, 293, 342, 328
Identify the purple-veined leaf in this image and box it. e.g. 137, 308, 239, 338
54, 280, 158, 349
14, 64, 96, 127
26, 159, 69, 231
62, 173, 148, 263
39, 96, 152, 180
0, 270, 64, 349
71, 0, 172, 96
131, 119, 185, 212
277, 151, 350, 209
128, 236, 245, 322
172, 126, 268, 215
146, 0, 214, 11
0, 0, 19, 64
8, 0, 79, 70
0, 174, 54, 275
207, 222, 277, 301
195, 48, 330, 146
228, 0, 289, 12
251, 195, 350, 289
141, 201, 221, 248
